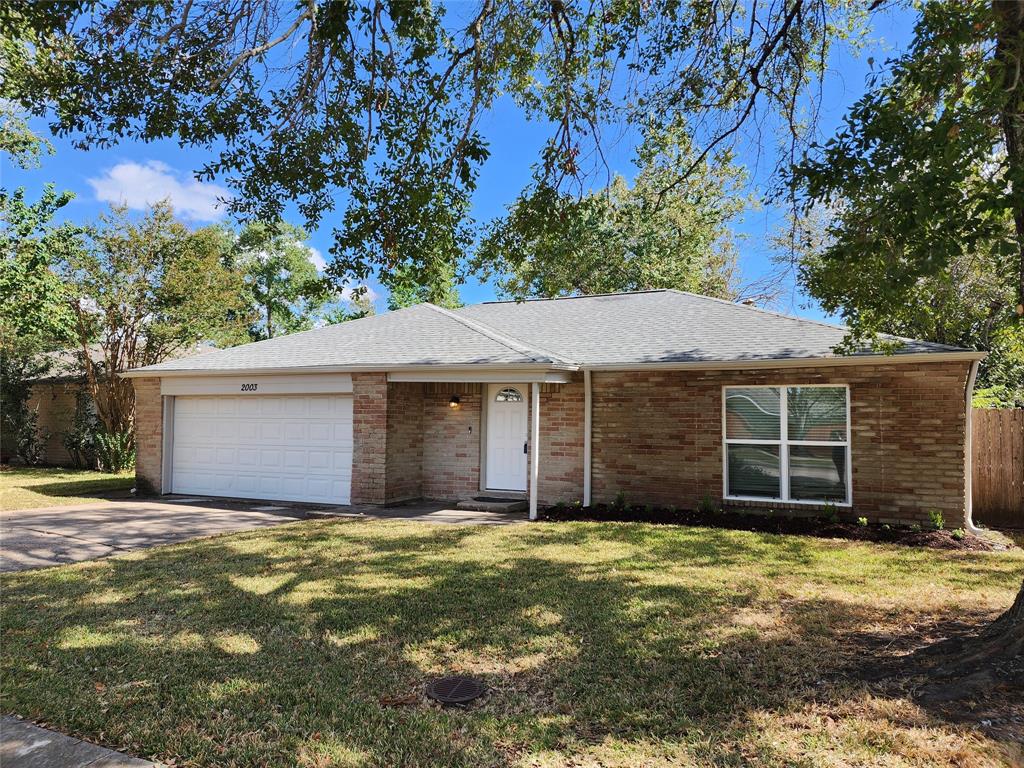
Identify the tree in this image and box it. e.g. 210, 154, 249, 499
385, 261, 462, 311
792, 3, 1024, 342
1, 0, 861, 290
789, 2, 1024, 698
230, 222, 331, 340
57, 203, 251, 436
475, 132, 745, 299
322, 290, 376, 324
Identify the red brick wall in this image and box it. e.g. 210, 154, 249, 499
133, 377, 163, 494
421, 384, 482, 500
533, 379, 586, 505
590, 361, 971, 525
351, 373, 388, 504
385, 381, 424, 503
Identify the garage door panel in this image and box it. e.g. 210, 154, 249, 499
172, 395, 353, 504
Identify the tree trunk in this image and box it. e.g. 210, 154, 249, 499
266, 302, 273, 338
916, 576, 1024, 703
994, 0, 1024, 314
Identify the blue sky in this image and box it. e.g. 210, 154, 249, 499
2, 7, 914, 320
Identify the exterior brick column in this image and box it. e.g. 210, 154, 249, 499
351, 372, 388, 504
133, 377, 163, 494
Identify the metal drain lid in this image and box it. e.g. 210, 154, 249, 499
425, 675, 485, 705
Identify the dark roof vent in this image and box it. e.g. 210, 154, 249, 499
425, 675, 485, 706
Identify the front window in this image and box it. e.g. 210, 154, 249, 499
495, 387, 523, 402
724, 385, 850, 504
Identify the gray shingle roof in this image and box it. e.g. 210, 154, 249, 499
127, 289, 972, 376
457, 289, 966, 366
133, 303, 567, 374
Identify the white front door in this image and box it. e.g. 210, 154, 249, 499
485, 384, 528, 491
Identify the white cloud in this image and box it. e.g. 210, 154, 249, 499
88, 160, 229, 222
306, 246, 328, 272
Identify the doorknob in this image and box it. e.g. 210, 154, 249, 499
523, 441, 527, 454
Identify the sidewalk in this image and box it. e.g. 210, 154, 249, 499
0, 716, 156, 767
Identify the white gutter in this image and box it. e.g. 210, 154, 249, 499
583, 369, 592, 507
582, 351, 986, 372
964, 358, 983, 534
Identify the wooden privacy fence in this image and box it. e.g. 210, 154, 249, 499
973, 408, 1024, 529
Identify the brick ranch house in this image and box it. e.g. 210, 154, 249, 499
123, 290, 986, 527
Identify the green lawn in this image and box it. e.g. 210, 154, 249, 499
2, 519, 1021, 767
0, 466, 134, 511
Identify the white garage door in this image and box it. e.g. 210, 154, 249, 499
171, 395, 353, 504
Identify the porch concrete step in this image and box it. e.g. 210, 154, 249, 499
455, 496, 529, 513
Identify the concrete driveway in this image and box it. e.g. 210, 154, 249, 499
0, 499, 305, 573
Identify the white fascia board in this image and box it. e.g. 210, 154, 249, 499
387, 369, 574, 384
583, 351, 986, 372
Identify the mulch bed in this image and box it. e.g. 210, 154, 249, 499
539, 503, 1003, 551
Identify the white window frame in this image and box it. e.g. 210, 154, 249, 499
721, 383, 852, 506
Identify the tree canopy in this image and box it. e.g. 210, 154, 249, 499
1, 0, 859, 291
476, 131, 746, 299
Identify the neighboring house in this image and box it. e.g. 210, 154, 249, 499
123, 290, 985, 526
1, 349, 92, 466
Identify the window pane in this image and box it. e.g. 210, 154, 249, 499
725, 388, 781, 440
789, 445, 848, 502
495, 387, 523, 402
727, 444, 780, 498
787, 387, 847, 442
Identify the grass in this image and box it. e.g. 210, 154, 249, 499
0, 465, 134, 511
2, 519, 1022, 767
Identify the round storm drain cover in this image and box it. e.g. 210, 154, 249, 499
425, 675, 485, 706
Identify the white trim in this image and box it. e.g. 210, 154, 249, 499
160, 373, 353, 396
584, 351, 985, 372
160, 396, 175, 494
964, 359, 982, 534
529, 382, 540, 520
122, 351, 985, 379
722, 384, 852, 506
583, 369, 592, 507
388, 370, 572, 384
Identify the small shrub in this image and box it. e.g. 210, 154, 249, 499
909, 523, 922, 533
12, 409, 48, 465
882, 524, 891, 531
643, 504, 653, 515
613, 491, 627, 511
928, 509, 945, 531
952, 528, 965, 541
822, 503, 839, 524
95, 429, 135, 472
857, 516, 868, 527
553, 501, 567, 512
697, 493, 718, 515
61, 390, 98, 469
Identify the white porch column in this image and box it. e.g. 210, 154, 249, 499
529, 381, 540, 520
583, 370, 592, 507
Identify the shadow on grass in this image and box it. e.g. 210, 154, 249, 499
1, 519, 1019, 767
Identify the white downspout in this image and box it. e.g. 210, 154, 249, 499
529, 381, 541, 521
964, 359, 982, 534
583, 370, 592, 507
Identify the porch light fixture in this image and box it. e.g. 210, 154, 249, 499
448, 395, 461, 409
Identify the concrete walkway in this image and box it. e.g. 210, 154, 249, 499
0, 716, 155, 767
0, 499, 303, 572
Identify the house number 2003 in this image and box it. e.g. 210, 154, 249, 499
240, 383, 258, 392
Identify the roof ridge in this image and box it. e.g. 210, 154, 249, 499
422, 303, 577, 365
479, 289, 668, 305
